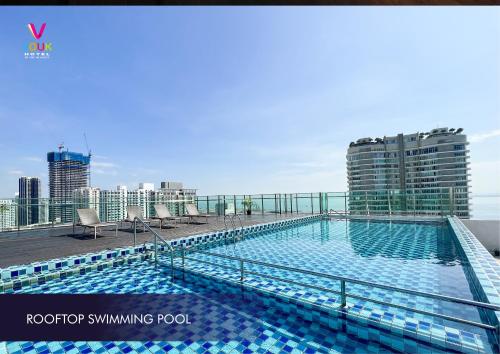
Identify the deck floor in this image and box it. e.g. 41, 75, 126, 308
0, 213, 307, 268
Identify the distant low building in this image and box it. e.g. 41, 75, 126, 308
156, 181, 197, 216
139, 183, 154, 191
73, 187, 101, 219
0, 199, 16, 230
346, 127, 470, 218
100, 185, 128, 222
128, 184, 154, 218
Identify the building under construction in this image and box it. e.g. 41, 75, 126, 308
47, 149, 91, 223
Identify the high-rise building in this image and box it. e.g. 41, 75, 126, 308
73, 187, 100, 219
47, 150, 91, 223
128, 184, 154, 218
346, 127, 470, 218
157, 181, 197, 216
97, 183, 196, 222
100, 185, 128, 222
18, 177, 41, 226
39, 199, 50, 225
0, 199, 16, 230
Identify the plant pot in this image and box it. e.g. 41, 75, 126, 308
246, 210, 251, 215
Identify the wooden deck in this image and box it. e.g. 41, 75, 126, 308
0, 213, 308, 268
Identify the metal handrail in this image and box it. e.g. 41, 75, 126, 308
223, 214, 231, 230
133, 217, 174, 276
232, 214, 244, 241
222, 214, 245, 243
182, 248, 500, 334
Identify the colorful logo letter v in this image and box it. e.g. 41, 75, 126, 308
28, 23, 46, 40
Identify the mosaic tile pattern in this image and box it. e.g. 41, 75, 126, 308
448, 217, 500, 343
5, 249, 450, 354
2, 215, 498, 353
178, 218, 498, 353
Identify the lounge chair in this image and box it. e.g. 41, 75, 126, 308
76, 208, 118, 239
121, 206, 150, 232
184, 203, 215, 224
151, 204, 186, 229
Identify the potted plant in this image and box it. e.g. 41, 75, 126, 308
242, 197, 252, 215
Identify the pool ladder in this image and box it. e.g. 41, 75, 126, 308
132, 217, 175, 278
223, 214, 245, 243
326, 209, 348, 219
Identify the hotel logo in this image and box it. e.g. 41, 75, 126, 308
25, 23, 52, 60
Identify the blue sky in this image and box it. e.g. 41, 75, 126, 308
0, 7, 499, 197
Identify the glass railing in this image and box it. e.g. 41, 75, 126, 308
194, 188, 468, 218
0, 188, 469, 232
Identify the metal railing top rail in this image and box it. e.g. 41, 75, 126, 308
0, 189, 468, 202
189, 249, 500, 311
133, 217, 174, 276
327, 209, 348, 216
178, 247, 500, 335
133, 217, 173, 251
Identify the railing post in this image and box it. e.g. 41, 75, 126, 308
170, 248, 174, 279
182, 246, 185, 270
344, 192, 347, 215
154, 234, 158, 268
311, 193, 314, 214
261, 194, 264, 215
133, 219, 137, 247
387, 190, 392, 216
365, 191, 369, 216
496, 325, 499, 354
413, 192, 416, 218
449, 187, 454, 216
340, 280, 346, 308
240, 259, 244, 282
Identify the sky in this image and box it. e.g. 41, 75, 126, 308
0, 7, 499, 197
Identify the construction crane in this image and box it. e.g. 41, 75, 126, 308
57, 142, 64, 152
83, 133, 92, 187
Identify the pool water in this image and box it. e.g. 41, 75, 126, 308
179, 219, 496, 352
7, 251, 448, 354
5, 218, 497, 353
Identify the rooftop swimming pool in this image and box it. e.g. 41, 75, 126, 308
3, 215, 499, 353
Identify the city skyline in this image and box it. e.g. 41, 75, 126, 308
0, 7, 499, 197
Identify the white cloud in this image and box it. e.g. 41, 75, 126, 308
247, 143, 348, 192
92, 161, 118, 168
23, 156, 43, 162
7, 169, 24, 175
93, 169, 118, 176
90, 161, 119, 177
469, 129, 500, 143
